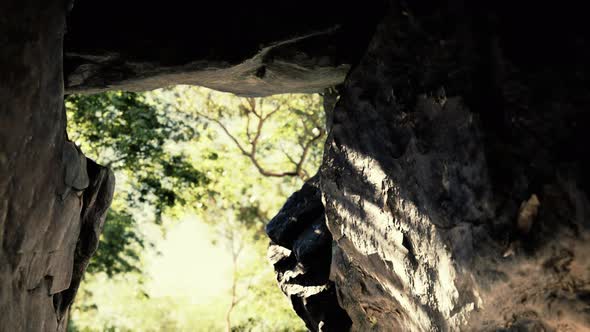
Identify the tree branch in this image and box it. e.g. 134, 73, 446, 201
193, 109, 250, 157
191, 95, 325, 181
105, 154, 128, 169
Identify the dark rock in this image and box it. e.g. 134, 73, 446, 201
3, 0, 590, 331
266, 177, 352, 332
292, 221, 331, 269
319, 1, 590, 331
266, 180, 325, 247
0, 2, 114, 331
63, 1, 385, 96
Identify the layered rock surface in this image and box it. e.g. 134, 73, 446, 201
318, 2, 590, 331
63, 1, 383, 96
0, 2, 114, 331
2, 1, 590, 331
1, 2, 382, 331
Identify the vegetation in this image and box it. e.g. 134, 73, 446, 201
65, 86, 328, 331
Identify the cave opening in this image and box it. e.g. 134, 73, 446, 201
63, 85, 336, 331
5, 1, 590, 331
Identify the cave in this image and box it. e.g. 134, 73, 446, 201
1, 1, 590, 331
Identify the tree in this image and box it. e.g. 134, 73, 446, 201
155, 86, 326, 181
66, 87, 327, 331
150, 86, 328, 331
66, 91, 209, 276
147, 87, 331, 331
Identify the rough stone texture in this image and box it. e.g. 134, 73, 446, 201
0, 1, 115, 331
3, 0, 590, 331
63, 2, 384, 96
0, 2, 383, 331
53, 159, 115, 332
266, 176, 352, 332
319, 2, 590, 331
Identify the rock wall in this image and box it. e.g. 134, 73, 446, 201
0, 1, 114, 331
0, 2, 382, 331
63, 1, 384, 96
266, 176, 352, 331
318, 2, 590, 331
2, 1, 590, 331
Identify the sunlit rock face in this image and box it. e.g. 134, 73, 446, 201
1, 1, 383, 331
319, 2, 590, 331
3, 0, 590, 331
63, 1, 384, 97
0, 1, 114, 331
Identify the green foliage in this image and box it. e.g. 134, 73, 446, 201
154, 86, 326, 181
66, 91, 209, 275
66, 86, 328, 331
66, 92, 195, 166
67, 91, 208, 216
85, 209, 143, 277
